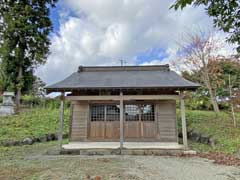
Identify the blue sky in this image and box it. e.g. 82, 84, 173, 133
50, 4, 60, 33
136, 48, 169, 64
37, 0, 216, 84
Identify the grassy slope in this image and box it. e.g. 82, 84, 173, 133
0, 107, 239, 154
179, 110, 240, 154
0, 108, 69, 143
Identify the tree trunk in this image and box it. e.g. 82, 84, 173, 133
15, 66, 23, 112
208, 87, 220, 114
229, 74, 237, 127
202, 64, 220, 114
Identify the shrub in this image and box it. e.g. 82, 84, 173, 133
21, 95, 43, 107
44, 98, 70, 109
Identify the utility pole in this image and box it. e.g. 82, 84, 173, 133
120, 59, 127, 66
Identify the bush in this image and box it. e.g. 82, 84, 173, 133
44, 98, 60, 109
20, 94, 71, 109
21, 95, 43, 107
44, 98, 70, 109
184, 93, 213, 111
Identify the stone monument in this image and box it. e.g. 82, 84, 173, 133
0, 92, 15, 116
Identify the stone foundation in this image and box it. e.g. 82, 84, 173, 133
60, 148, 184, 156
0, 105, 15, 116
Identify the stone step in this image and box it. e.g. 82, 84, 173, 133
60, 148, 184, 156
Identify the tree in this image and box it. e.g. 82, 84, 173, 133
171, 0, 240, 53
220, 57, 240, 127
172, 32, 221, 114
0, 0, 57, 110
217, 56, 240, 96
181, 56, 240, 126
32, 76, 46, 97
0, 63, 13, 94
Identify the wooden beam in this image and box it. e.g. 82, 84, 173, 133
58, 92, 64, 150
66, 95, 179, 101
124, 95, 179, 100
119, 91, 124, 149
180, 91, 188, 149
66, 95, 119, 101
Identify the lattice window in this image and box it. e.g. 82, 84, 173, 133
90, 104, 154, 121
141, 105, 155, 121
90, 104, 120, 121
125, 105, 140, 121
125, 104, 155, 121
106, 105, 120, 121
90, 105, 105, 121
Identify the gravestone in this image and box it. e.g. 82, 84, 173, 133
0, 92, 15, 116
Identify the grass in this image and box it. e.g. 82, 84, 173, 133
0, 107, 69, 143
177, 110, 240, 154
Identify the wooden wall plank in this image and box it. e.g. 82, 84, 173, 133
70, 103, 89, 141
156, 100, 178, 142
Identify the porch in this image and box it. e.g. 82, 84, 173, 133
62, 141, 184, 150
61, 142, 184, 155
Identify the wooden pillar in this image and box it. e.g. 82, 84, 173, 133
180, 91, 188, 149
58, 92, 64, 149
68, 103, 73, 141
120, 91, 124, 149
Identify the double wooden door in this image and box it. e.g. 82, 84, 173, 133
89, 104, 157, 140
124, 104, 157, 139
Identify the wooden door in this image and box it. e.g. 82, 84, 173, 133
124, 104, 157, 139
89, 121, 105, 139
124, 121, 141, 138
89, 104, 120, 140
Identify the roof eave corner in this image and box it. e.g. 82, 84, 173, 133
78, 65, 83, 72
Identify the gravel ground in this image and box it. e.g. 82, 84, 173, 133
39, 155, 240, 180
0, 143, 240, 180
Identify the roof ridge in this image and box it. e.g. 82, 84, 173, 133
78, 64, 170, 72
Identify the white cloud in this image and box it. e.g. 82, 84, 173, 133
211, 32, 238, 56
37, 0, 221, 84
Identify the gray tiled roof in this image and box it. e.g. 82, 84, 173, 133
46, 65, 200, 91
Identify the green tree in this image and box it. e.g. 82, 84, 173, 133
0, 0, 57, 110
31, 76, 46, 97
171, 0, 240, 53
217, 57, 240, 96
0, 63, 13, 94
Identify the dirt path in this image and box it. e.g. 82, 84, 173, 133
0, 143, 239, 180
